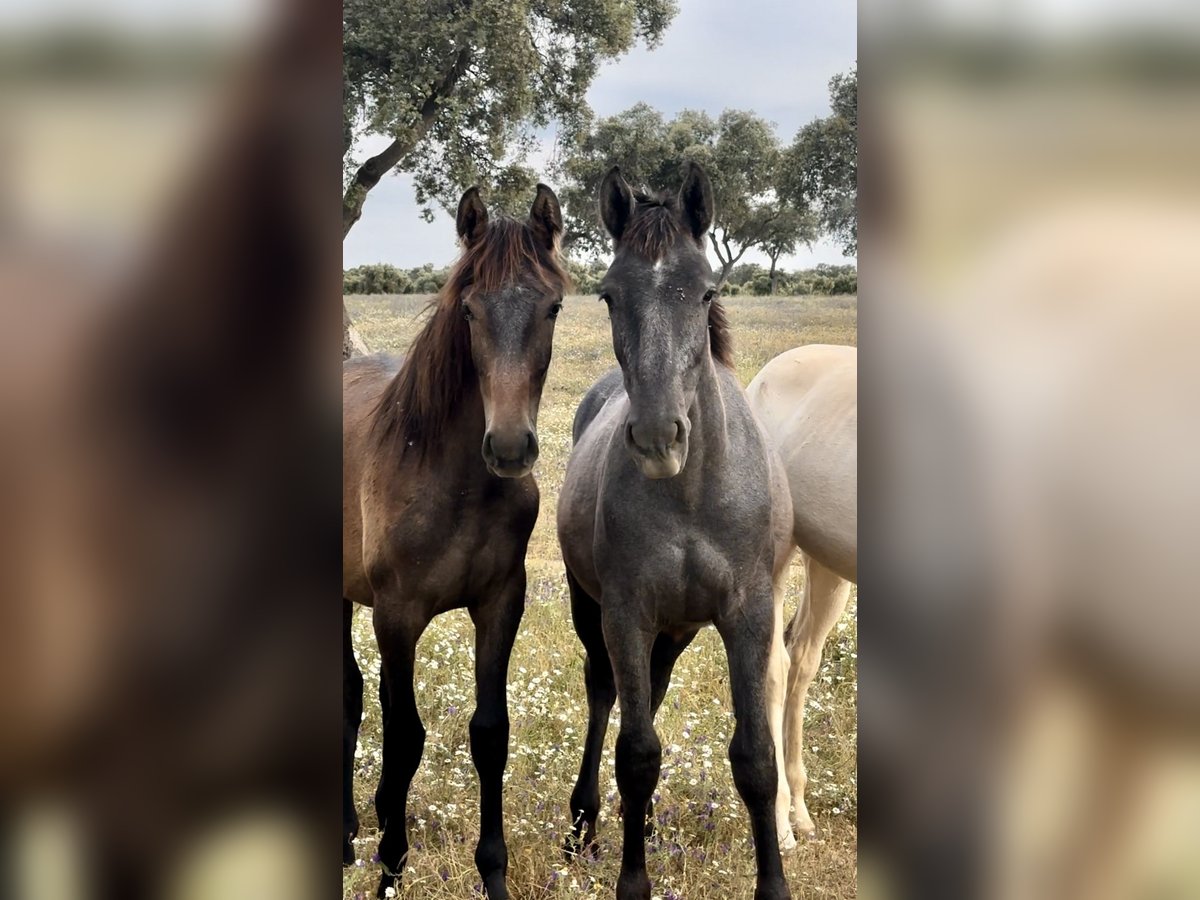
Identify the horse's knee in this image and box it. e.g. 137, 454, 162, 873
730, 726, 778, 805
615, 728, 661, 799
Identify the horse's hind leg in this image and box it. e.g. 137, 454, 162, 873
643, 630, 698, 837
343, 599, 365, 866
565, 570, 616, 860
784, 555, 852, 837
718, 584, 791, 900
371, 602, 427, 900
468, 575, 525, 900
767, 576, 795, 851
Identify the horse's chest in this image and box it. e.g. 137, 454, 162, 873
369, 487, 536, 606
595, 508, 758, 608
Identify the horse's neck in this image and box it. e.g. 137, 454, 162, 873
441, 380, 490, 479
684, 357, 731, 471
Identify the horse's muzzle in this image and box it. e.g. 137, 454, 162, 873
625, 416, 688, 478
483, 429, 538, 478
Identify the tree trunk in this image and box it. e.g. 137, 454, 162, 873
709, 230, 749, 291
341, 46, 472, 357
768, 254, 779, 295
342, 137, 416, 358
343, 304, 369, 360
715, 259, 735, 290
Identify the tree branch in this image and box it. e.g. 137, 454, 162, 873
708, 231, 729, 266
342, 46, 473, 239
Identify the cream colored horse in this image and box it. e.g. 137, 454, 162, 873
747, 344, 857, 838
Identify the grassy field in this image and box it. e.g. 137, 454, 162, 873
343, 294, 858, 899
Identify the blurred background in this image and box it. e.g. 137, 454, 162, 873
1, 1, 339, 899
860, 1, 1200, 898
5, 0, 1200, 898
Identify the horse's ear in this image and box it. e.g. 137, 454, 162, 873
599, 166, 634, 243
529, 183, 563, 251
679, 162, 714, 241
456, 187, 488, 247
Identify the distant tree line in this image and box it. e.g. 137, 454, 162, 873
342, 263, 451, 295
721, 262, 856, 296
344, 260, 855, 297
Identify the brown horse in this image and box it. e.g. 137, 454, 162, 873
342, 185, 568, 899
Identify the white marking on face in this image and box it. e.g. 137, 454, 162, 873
651, 257, 665, 289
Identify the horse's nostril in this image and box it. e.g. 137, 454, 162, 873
673, 419, 685, 445
483, 433, 495, 461
525, 431, 538, 461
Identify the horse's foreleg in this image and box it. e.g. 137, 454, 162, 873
603, 604, 660, 900
719, 582, 792, 900
469, 574, 524, 900
784, 556, 852, 837
565, 571, 615, 861
343, 599, 365, 866
372, 604, 426, 900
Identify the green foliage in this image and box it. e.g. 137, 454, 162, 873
724, 262, 856, 296
343, 0, 677, 220
343, 262, 450, 295
562, 256, 609, 295
557, 105, 809, 283
780, 67, 858, 255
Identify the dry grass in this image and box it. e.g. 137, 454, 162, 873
343, 294, 858, 899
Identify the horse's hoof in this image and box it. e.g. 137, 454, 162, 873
483, 874, 510, 899
342, 842, 355, 867
754, 883, 792, 900
778, 829, 798, 853
791, 814, 816, 838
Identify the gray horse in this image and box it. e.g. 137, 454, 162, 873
557, 163, 795, 900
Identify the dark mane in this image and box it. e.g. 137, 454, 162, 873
707, 297, 734, 369
371, 217, 570, 456
623, 189, 734, 370
623, 189, 685, 261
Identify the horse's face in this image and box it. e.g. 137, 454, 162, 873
456, 185, 564, 478
597, 164, 716, 479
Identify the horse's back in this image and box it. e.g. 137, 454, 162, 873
748, 345, 857, 582
343, 354, 402, 603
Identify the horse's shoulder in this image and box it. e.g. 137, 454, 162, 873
572, 367, 625, 444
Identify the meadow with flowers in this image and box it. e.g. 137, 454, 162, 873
343, 293, 858, 899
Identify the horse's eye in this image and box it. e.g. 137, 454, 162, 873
548, 301, 563, 320
702, 289, 716, 304
461, 304, 474, 321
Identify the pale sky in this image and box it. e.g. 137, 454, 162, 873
343, 0, 857, 271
